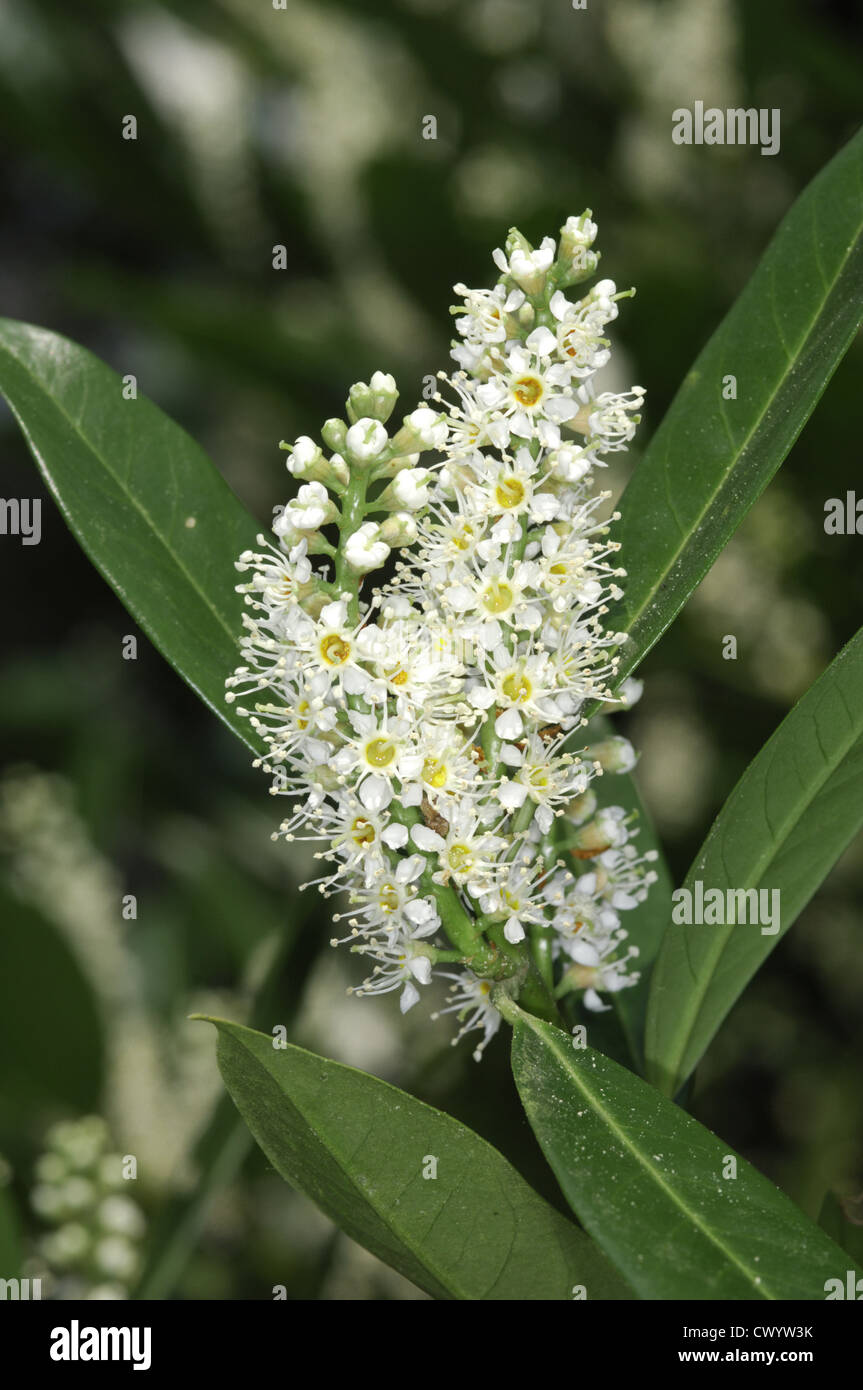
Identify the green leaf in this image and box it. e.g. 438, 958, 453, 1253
645, 626, 863, 1097
611, 126, 863, 680
505, 1003, 859, 1300
0, 318, 262, 754
0, 883, 104, 1122
200, 1017, 632, 1301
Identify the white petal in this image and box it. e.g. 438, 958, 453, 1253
359, 775, 391, 812
495, 707, 524, 740
396, 854, 425, 883
399, 981, 420, 1013
468, 685, 496, 710
500, 743, 524, 767
381, 823, 408, 849
320, 600, 347, 628
411, 825, 445, 852
526, 326, 557, 356
497, 779, 528, 810
583, 988, 612, 1013
409, 956, 433, 985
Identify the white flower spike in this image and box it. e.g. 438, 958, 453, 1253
228, 213, 652, 1058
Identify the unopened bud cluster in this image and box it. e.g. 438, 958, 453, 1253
227, 213, 656, 1058
29, 1117, 144, 1299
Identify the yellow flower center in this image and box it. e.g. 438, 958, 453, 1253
319, 633, 351, 667
386, 667, 409, 687
365, 737, 397, 769
447, 843, 473, 874
482, 581, 514, 615
422, 758, 448, 790
513, 375, 543, 408
452, 524, 475, 551
350, 816, 376, 848
501, 671, 532, 703
379, 883, 399, 913
494, 476, 526, 509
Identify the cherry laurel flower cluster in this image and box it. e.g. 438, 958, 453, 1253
226, 213, 657, 1059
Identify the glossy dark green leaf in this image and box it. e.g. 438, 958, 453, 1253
201, 1017, 632, 1301
611, 126, 863, 680
0, 884, 104, 1121
505, 1003, 859, 1300
645, 627, 863, 1097
0, 319, 262, 754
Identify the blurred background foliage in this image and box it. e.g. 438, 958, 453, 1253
1, 0, 862, 1299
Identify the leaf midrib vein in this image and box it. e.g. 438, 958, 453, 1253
622, 168, 863, 648
535, 1026, 779, 1300
666, 663, 863, 1080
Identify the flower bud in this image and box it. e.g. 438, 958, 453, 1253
379, 467, 431, 513
279, 481, 337, 533
344, 521, 391, 573
280, 434, 323, 478
571, 808, 628, 857
321, 417, 348, 452
380, 512, 419, 545
558, 211, 599, 284
279, 435, 349, 490
327, 452, 350, 488
391, 407, 448, 454
558, 962, 599, 993
345, 417, 389, 463
585, 737, 637, 774
566, 788, 597, 825
346, 372, 399, 424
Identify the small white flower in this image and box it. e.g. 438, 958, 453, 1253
285, 435, 323, 476
344, 522, 391, 573
346, 417, 389, 460
432, 972, 502, 1061
493, 237, 555, 294
280, 481, 335, 532
405, 406, 449, 450
391, 467, 431, 511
